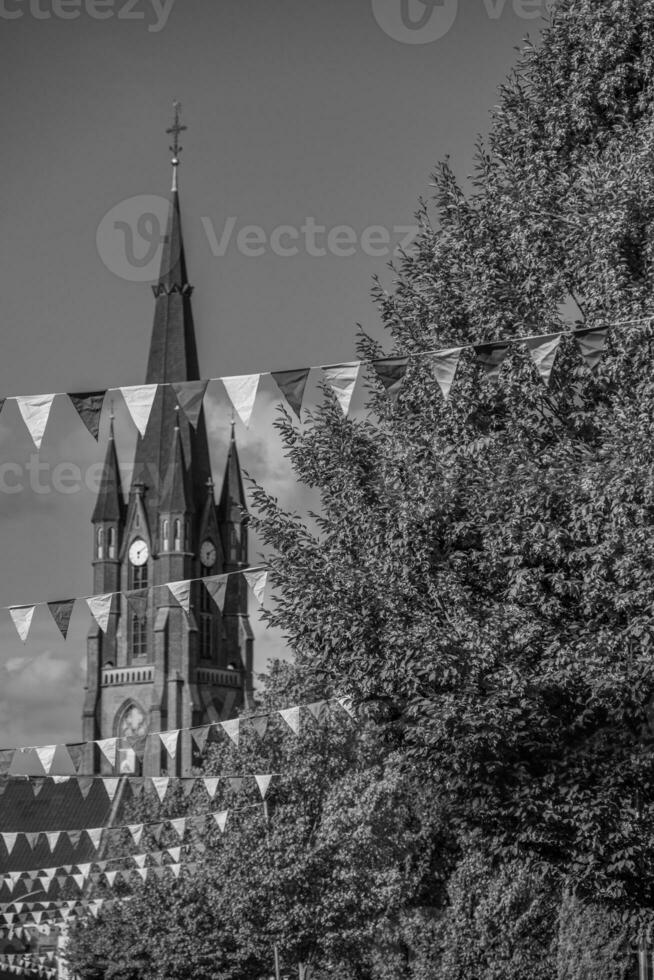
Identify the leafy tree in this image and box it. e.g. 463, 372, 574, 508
250, 0, 654, 916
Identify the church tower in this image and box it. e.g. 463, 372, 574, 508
83, 106, 253, 775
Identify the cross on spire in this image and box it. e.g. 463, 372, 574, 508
166, 101, 187, 191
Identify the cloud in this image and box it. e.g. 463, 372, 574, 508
0, 650, 85, 748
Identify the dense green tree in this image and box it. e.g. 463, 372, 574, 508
250, 0, 654, 916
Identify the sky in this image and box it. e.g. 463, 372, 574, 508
0, 0, 550, 748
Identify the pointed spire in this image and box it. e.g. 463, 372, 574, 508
167, 100, 186, 194
92, 413, 124, 524
219, 427, 247, 526
160, 408, 192, 514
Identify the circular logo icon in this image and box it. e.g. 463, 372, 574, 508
371, 0, 459, 44
96, 194, 176, 282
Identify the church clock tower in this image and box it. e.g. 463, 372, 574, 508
83, 105, 253, 775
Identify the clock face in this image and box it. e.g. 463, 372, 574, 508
119, 704, 148, 739
200, 539, 217, 568
129, 539, 149, 566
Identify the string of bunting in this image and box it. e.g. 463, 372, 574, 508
0, 696, 352, 779
0, 320, 641, 450
0, 949, 59, 978
0, 786, 274, 861
4, 566, 268, 646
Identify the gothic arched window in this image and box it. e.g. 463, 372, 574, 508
174, 519, 182, 551
108, 527, 117, 559
162, 519, 170, 551
130, 614, 147, 658
96, 527, 104, 559
129, 563, 148, 591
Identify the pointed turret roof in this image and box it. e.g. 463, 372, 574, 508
92, 422, 124, 523
219, 425, 248, 524
160, 410, 193, 513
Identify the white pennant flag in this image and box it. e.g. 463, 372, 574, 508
102, 777, 120, 802
133, 854, 147, 868
221, 719, 240, 747
137, 867, 149, 881
322, 362, 360, 416
2, 834, 17, 855
170, 863, 182, 878
86, 828, 103, 851
279, 706, 300, 735
35, 746, 57, 775
204, 576, 228, 612
203, 777, 219, 800
8, 605, 36, 644
105, 871, 118, 887
213, 810, 228, 833
167, 581, 191, 614
128, 824, 144, 846
151, 776, 170, 802
72, 875, 85, 891
45, 832, 60, 853
525, 333, 562, 385
96, 738, 118, 768
167, 846, 181, 863
119, 385, 158, 437
169, 817, 186, 839
86, 594, 114, 634
221, 375, 260, 428
254, 774, 273, 800
337, 695, 356, 718
430, 347, 462, 400
77, 863, 92, 880
158, 730, 179, 759
243, 569, 268, 606
14, 394, 57, 451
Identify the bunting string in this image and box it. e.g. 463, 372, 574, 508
0, 319, 644, 450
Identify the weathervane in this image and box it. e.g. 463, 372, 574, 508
166, 100, 187, 192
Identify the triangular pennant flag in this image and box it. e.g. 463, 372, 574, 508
149, 823, 164, 844
306, 700, 329, 723
221, 719, 240, 747
86, 594, 114, 634
102, 778, 120, 802
24, 833, 39, 851
47, 600, 75, 640
76, 863, 92, 880
66, 743, 86, 773
119, 385, 158, 437
322, 362, 360, 416
31, 778, 46, 798
34, 746, 57, 775
337, 695, 356, 718
72, 875, 85, 891
133, 854, 147, 868
248, 715, 268, 739
227, 777, 243, 794
203, 777, 219, 800
191, 726, 211, 754
170, 863, 182, 879
68, 391, 106, 441
96, 738, 118, 768
254, 774, 273, 800
212, 811, 228, 834
182, 777, 197, 798
279, 706, 300, 734
0, 749, 13, 775
158, 730, 179, 759
125, 588, 148, 619
150, 777, 169, 803
169, 818, 186, 839
474, 342, 510, 379
3, 834, 18, 856
371, 358, 409, 400
104, 871, 118, 887
127, 825, 144, 847
243, 569, 267, 606
77, 776, 94, 799
136, 867, 149, 882
221, 374, 260, 428
8, 606, 36, 644
430, 347, 462, 400
14, 394, 56, 451
167, 581, 191, 614
67, 830, 83, 847
573, 326, 608, 371
167, 846, 181, 863
204, 576, 228, 612
172, 380, 208, 429
271, 368, 310, 420
524, 333, 562, 385
86, 828, 103, 852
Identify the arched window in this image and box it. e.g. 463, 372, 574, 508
162, 519, 170, 551
96, 527, 104, 559
129, 563, 148, 591
134, 511, 140, 529
174, 519, 182, 551
108, 527, 117, 559
130, 615, 147, 658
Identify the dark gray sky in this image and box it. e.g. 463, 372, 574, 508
0, 0, 548, 747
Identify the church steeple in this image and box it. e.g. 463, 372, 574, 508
219, 422, 248, 569
92, 415, 124, 526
